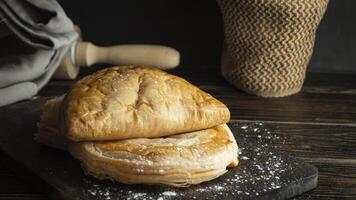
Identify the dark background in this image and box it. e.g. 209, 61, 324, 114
58, 0, 356, 74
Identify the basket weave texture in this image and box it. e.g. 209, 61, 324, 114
218, 0, 329, 97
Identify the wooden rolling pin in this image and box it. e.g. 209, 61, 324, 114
54, 27, 180, 79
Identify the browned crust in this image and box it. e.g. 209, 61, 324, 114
62, 66, 230, 141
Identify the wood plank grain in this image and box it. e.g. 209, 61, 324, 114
179, 67, 356, 125
0, 110, 354, 199
232, 121, 356, 199
1, 67, 352, 200
211, 86, 356, 125
0, 163, 46, 200
0, 100, 320, 200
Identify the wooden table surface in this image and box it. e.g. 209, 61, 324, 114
0, 66, 355, 200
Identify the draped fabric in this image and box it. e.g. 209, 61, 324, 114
0, 0, 77, 106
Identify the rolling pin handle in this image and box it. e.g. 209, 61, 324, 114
76, 43, 180, 70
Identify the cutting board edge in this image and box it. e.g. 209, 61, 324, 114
259, 163, 318, 200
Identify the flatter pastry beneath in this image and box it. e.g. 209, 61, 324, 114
69, 124, 238, 187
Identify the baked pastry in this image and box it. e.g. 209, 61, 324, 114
62, 66, 230, 141
69, 124, 238, 187
37, 96, 239, 187
36, 95, 67, 150
36, 65, 239, 187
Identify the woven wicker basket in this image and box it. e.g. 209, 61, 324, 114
218, 0, 329, 97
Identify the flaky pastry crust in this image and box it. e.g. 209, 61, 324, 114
62, 66, 230, 141
69, 124, 238, 187
35, 66, 238, 187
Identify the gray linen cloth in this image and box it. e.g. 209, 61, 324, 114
0, 0, 77, 107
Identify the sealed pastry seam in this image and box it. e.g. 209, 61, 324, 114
36, 66, 239, 187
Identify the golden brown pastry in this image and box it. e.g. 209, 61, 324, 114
36, 95, 68, 150
36, 96, 239, 187
36, 65, 239, 187
69, 124, 238, 187
62, 66, 230, 141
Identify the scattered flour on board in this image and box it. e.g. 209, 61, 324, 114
83, 122, 291, 199
161, 191, 177, 196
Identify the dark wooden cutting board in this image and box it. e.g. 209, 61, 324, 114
0, 97, 318, 200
